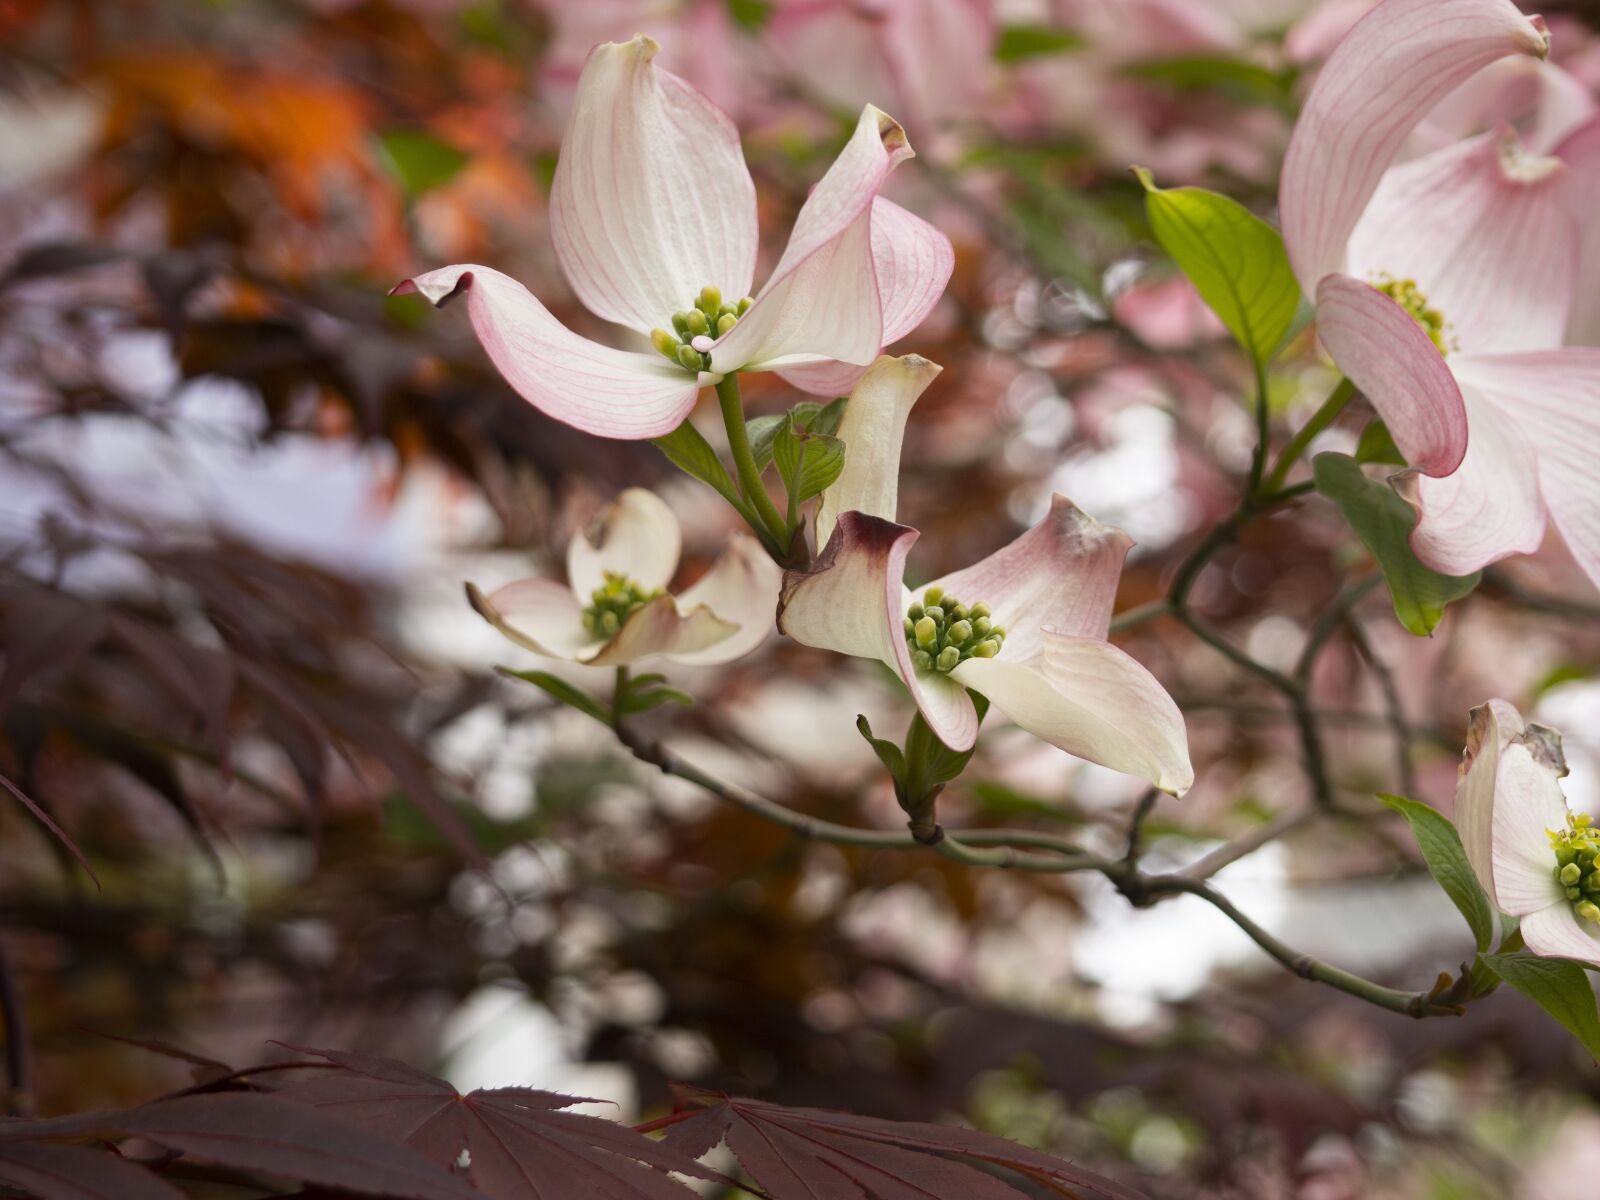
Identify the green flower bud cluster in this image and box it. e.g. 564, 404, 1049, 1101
903, 585, 1005, 674
582, 571, 662, 641
649, 285, 753, 373
1550, 814, 1600, 925
1374, 276, 1451, 356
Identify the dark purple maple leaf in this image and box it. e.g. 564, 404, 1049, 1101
271, 1045, 724, 1200
0, 1140, 182, 1200
2, 1093, 482, 1200
655, 1089, 1150, 1200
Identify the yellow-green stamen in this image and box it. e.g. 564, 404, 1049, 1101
1549, 813, 1600, 925
582, 571, 662, 640
904, 585, 1004, 673
649, 285, 755, 373
1373, 276, 1450, 356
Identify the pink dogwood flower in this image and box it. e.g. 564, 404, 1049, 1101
468, 488, 781, 667
778, 355, 1192, 792
393, 35, 952, 439
1281, 0, 1600, 589
1455, 699, 1600, 967
765, 0, 995, 134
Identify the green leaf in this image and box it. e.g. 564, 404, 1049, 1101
995, 24, 1084, 62
746, 414, 787, 472
725, 0, 771, 31
1135, 169, 1301, 366
377, 130, 467, 196
619, 685, 694, 715
1355, 419, 1406, 466
856, 715, 907, 782
495, 667, 610, 725
1312, 452, 1480, 636
808, 396, 848, 437
1479, 952, 1600, 1061
773, 417, 846, 505
653, 421, 742, 508
906, 692, 992, 794
1125, 56, 1296, 107
1377, 793, 1494, 952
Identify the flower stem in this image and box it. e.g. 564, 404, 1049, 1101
715, 374, 791, 553
1259, 377, 1356, 497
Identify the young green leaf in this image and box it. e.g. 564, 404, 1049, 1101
1313, 452, 1480, 636
1355, 419, 1406, 466
856, 715, 908, 783
1134, 169, 1301, 366
1377, 793, 1494, 952
808, 396, 849, 437
1479, 952, 1600, 1061
495, 667, 610, 725
773, 417, 846, 505
653, 421, 742, 508
377, 130, 468, 196
746, 413, 787, 472
995, 24, 1084, 62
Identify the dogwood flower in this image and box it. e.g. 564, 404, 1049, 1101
766, 0, 994, 134
468, 488, 781, 667
779, 355, 1192, 793
1455, 699, 1600, 967
1281, 0, 1600, 589
392, 35, 951, 439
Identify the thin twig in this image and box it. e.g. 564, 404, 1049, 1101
0, 936, 32, 1116
1122, 787, 1161, 868
1344, 613, 1418, 797
1180, 805, 1315, 881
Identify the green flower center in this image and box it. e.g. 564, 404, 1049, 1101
1549, 814, 1600, 926
649, 285, 754, 373
582, 571, 662, 640
903, 585, 1005, 674
1373, 276, 1451, 356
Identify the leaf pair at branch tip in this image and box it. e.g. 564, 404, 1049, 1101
497, 667, 691, 725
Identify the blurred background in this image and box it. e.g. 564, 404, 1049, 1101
5, 1, 1600, 1196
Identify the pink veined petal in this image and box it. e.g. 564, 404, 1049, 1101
814, 354, 942, 548
1345, 132, 1577, 355
921, 495, 1133, 663
1395, 368, 1547, 577
710, 106, 914, 375
549, 36, 757, 335
1279, 0, 1550, 293
1448, 349, 1600, 588
1454, 698, 1524, 902
467, 578, 595, 662
951, 634, 1193, 794
774, 359, 873, 396
585, 594, 738, 667
778, 512, 979, 751
669, 533, 785, 666
392, 266, 701, 440
1488, 739, 1573, 917
1519, 904, 1600, 967
870, 197, 955, 347
566, 488, 683, 599
877, 0, 995, 130
777, 197, 953, 396
1418, 57, 1598, 155
1556, 115, 1600, 346
1313, 274, 1468, 476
